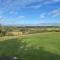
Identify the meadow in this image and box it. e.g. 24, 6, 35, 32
0, 32, 60, 60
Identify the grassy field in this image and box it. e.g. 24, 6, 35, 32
0, 32, 60, 60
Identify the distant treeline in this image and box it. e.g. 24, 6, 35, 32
0, 25, 60, 36
17, 26, 60, 28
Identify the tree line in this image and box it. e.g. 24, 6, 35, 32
0, 25, 60, 36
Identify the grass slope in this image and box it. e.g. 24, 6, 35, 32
0, 32, 60, 60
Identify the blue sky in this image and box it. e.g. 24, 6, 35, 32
0, 0, 60, 25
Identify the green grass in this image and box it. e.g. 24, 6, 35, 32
0, 32, 60, 60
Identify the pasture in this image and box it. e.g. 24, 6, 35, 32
0, 32, 60, 60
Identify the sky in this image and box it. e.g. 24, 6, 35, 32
0, 0, 60, 26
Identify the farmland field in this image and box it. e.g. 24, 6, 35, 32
0, 32, 60, 60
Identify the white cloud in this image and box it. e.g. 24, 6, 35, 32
43, 0, 52, 5
1, 0, 60, 17
48, 8, 60, 17
38, 8, 60, 19
51, 9, 60, 14
53, 13, 60, 17
43, 0, 60, 5
0, 0, 59, 10
14, 15, 26, 20
8, 11, 18, 16
39, 13, 46, 18
52, 0, 60, 2
24, 0, 60, 9
0, 16, 8, 24
26, 4, 42, 9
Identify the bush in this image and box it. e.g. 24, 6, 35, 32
0, 33, 3, 37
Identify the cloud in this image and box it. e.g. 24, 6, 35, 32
0, 0, 41, 12
31, 5, 41, 8
0, 0, 60, 10
53, 13, 60, 17
22, 0, 43, 8
38, 8, 60, 19
18, 16, 25, 18
51, 9, 60, 14
0, 0, 60, 18
43, 0, 60, 5
48, 8, 60, 17
39, 13, 46, 18
0, 15, 8, 24
24, 0, 60, 9
13, 15, 26, 20
4, 0, 41, 8
8, 11, 18, 16
52, 0, 60, 2
26, 4, 42, 9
